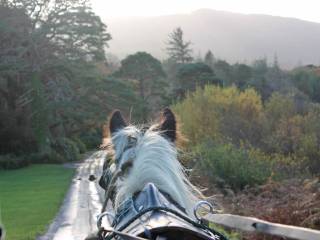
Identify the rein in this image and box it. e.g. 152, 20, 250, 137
101, 168, 120, 213
101, 158, 134, 213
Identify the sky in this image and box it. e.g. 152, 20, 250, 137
91, 0, 320, 23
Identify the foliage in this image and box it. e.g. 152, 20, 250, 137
232, 63, 252, 89
115, 52, 165, 82
72, 137, 87, 154
226, 178, 320, 239
173, 85, 264, 147
0, 149, 76, 169
175, 63, 221, 97
79, 128, 102, 150
0, 164, 74, 240
114, 52, 167, 118
262, 93, 320, 173
166, 27, 193, 63
30, 73, 50, 152
3, 0, 111, 61
195, 143, 272, 190
249, 60, 292, 100
213, 60, 233, 86
290, 67, 320, 102
52, 138, 80, 162
0, 1, 142, 165
173, 85, 320, 186
210, 224, 242, 240
0, 109, 37, 155
0, 154, 28, 170
204, 50, 215, 68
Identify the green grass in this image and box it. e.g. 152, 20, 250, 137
210, 223, 242, 240
0, 164, 75, 240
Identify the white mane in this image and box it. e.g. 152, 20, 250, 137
111, 125, 200, 216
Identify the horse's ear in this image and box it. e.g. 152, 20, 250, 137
109, 110, 127, 135
159, 108, 176, 142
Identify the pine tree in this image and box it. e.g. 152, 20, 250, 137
114, 52, 167, 119
204, 50, 215, 67
166, 27, 193, 63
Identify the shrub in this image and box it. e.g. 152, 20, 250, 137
0, 138, 83, 168
72, 137, 87, 154
24, 151, 65, 164
173, 85, 264, 147
47, 150, 66, 163
0, 151, 68, 169
173, 85, 320, 177
79, 129, 101, 150
195, 142, 272, 190
0, 154, 29, 170
52, 138, 80, 162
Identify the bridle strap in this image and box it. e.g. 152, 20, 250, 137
101, 168, 121, 213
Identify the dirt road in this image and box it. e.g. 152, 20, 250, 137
37, 151, 106, 240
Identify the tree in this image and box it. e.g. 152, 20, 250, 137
214, 60, 233, 86
114, 52, 167, 118
166, 27, 193, 63
291, 68, 320, 103
0, 5, 37, 154
0, 0, 112, 156
175, 63, 221, 97
3, 0, 111, 62
204, 50, 215, 68
248, 58, 270, 100
232, 63, 252, 89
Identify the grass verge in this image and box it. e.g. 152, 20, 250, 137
0, 164, 74, 240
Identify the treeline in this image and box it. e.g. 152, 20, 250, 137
0, 0, 143, 168
1, 3, 320, 176
165, 29, 320, 189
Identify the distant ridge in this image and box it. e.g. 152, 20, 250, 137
103, 9, 320, 68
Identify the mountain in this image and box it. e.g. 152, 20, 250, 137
103, 9, 320, 68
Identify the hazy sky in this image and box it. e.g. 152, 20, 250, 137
91, 0, 320, 23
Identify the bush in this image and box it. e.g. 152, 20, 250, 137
72, 137, 87, 154
0, 151, 68, 169
194, 142, 272, 190
79, 129, 101, 150
52, 138, 80, 162
24, 151, 65, 164
173, 85, 320, 177
0, 137, 82, 168
0, 154, 29, 170
173, 85, 264, 147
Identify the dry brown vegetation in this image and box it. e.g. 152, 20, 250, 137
196, 175, 320, 240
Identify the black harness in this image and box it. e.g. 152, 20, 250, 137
97, 167, 228, 240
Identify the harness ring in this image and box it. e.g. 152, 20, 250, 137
193, 201, 214, 222
97, 211, 115, 229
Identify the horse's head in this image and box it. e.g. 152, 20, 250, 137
109, 108, 176, 169
106, 108, 200, 215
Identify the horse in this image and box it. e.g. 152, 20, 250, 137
93, 108, 227, 240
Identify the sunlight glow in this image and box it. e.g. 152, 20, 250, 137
91, 0, 320, 23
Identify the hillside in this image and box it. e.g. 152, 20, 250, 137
104, 9, 320, 68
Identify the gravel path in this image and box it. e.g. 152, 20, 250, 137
37, 151, 106, 240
